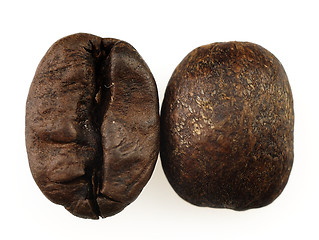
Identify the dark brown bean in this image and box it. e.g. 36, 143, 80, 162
25, 33, 160, 219
160, 42, 294, 210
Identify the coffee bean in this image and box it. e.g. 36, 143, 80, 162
160, 42, 294, 210
25, 33, 160, 219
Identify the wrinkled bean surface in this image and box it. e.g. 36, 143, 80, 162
26, 33, 160, 219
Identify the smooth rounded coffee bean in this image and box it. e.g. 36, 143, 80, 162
26, 33, 160, 219
161, 42, 294, 210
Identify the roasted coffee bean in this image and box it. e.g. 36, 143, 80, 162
161, 42, 294, 210
26, 33, 160, 219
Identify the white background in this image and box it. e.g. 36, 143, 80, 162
1, 0, 318, 239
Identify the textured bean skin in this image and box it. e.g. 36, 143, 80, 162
161, 42, 294, 210
26, 33, 160, 219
